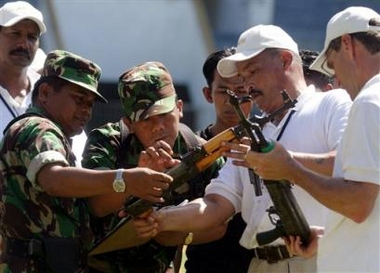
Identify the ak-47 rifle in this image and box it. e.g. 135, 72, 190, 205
228, 90, 311, 246
123, 90, 296, 219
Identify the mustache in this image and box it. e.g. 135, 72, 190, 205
250, 88, 263, 95
10, 48, 30, 59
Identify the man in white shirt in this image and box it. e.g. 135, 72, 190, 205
243, 7, 380, 272
0, 1, 45, 135
0, 1, 87, 166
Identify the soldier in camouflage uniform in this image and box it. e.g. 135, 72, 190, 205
0, 51, 173, 273
82, 61, 224, 273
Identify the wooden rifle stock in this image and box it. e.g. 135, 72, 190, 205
123, 129, 238, 217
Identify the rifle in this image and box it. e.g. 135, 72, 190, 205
123, 90, 297, 219
228, 90, 311, 246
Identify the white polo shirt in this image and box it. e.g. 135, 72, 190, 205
206, 86, 352, 248
318, 75, 380, 272
0, 68, 40, 135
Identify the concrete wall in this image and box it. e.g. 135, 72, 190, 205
38, 0, 215, 131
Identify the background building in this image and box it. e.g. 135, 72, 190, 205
3, 0, 378, 131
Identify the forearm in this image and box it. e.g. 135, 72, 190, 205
287, 162, 379, 223
290, 150, 336, 177
37, 165, 116, 197
153, 231, 188, 246
191, 223, 227, 244
160, 195, 234, 233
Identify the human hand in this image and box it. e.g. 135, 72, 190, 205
283, 226, 324, 259
131, 199, 189, 238
221, 138, 251, 168
124, 167, 173, 204
132, 210, 163, 238
245, 141, 298, 181
139, 140, 181, 172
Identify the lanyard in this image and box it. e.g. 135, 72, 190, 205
276, 109, 295, 141
0, 93, 18, 119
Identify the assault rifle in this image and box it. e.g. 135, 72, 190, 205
123, 90, 296, 218
228, 90, 310, 246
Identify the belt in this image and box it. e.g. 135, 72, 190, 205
253, 245, 293, 264
5, 237, 45, 258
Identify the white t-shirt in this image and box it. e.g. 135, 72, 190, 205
206, 86, 352, 248
0, 68, 87, 167
318, 75, 380, 272
0, 69, 40, 134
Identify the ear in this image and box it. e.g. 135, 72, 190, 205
341, 34, 355, 56
202, 87, 213, 103
280, 50, 293, 70
37, 82, 52, 103
176, 99, 184, 118
323, 83, 334, 92
122, 117, 134, 133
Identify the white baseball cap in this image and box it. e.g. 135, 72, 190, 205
0, 1, 46, 34
217, 24, 299, 78
310, 6, 380, 76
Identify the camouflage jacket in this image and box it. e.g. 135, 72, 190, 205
82, 120, 224, 273
0, 106, 91, 271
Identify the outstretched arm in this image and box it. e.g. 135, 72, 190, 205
37, 164, 173, 217
133, 193, 235, 238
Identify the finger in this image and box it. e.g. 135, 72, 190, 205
231, 159, 251, 168
150, 172, 173, 184
223, 150, 247, 161
222, 141, 246, 151
155, 140, 173, 153
156, 148, 175, 162
145, 147, 161, 159
143, 195, 165, 204
137, 227, 158, 238
240, 137, 251, 145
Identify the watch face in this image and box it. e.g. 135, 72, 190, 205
113, 180, 125, 193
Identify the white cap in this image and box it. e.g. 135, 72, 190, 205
217, 24, 299, 78
310, 6, 380, 76
30, 47, 46, 72
0, 1, 46, 34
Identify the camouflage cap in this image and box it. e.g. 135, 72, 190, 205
118, 61, 176, 121
42, 50, 107, 103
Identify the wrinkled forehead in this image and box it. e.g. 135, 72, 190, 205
223, 74, 245, 86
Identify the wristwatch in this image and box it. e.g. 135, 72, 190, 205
184, 232, 193, 245
112, 169, 126, 193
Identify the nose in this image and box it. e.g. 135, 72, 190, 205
243, 82, 254, 94
15, 34, 30, 49
151, 116, 165, 133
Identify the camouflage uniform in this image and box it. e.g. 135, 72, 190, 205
0, 50, 105, 272
83, 62, 223, 273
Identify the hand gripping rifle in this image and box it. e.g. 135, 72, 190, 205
123, 90, 298, 222
228, 90, 311, 246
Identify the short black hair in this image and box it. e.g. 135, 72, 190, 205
299, 49, 333, 88
31, 76, 70, 103
202, 47, 236, 87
